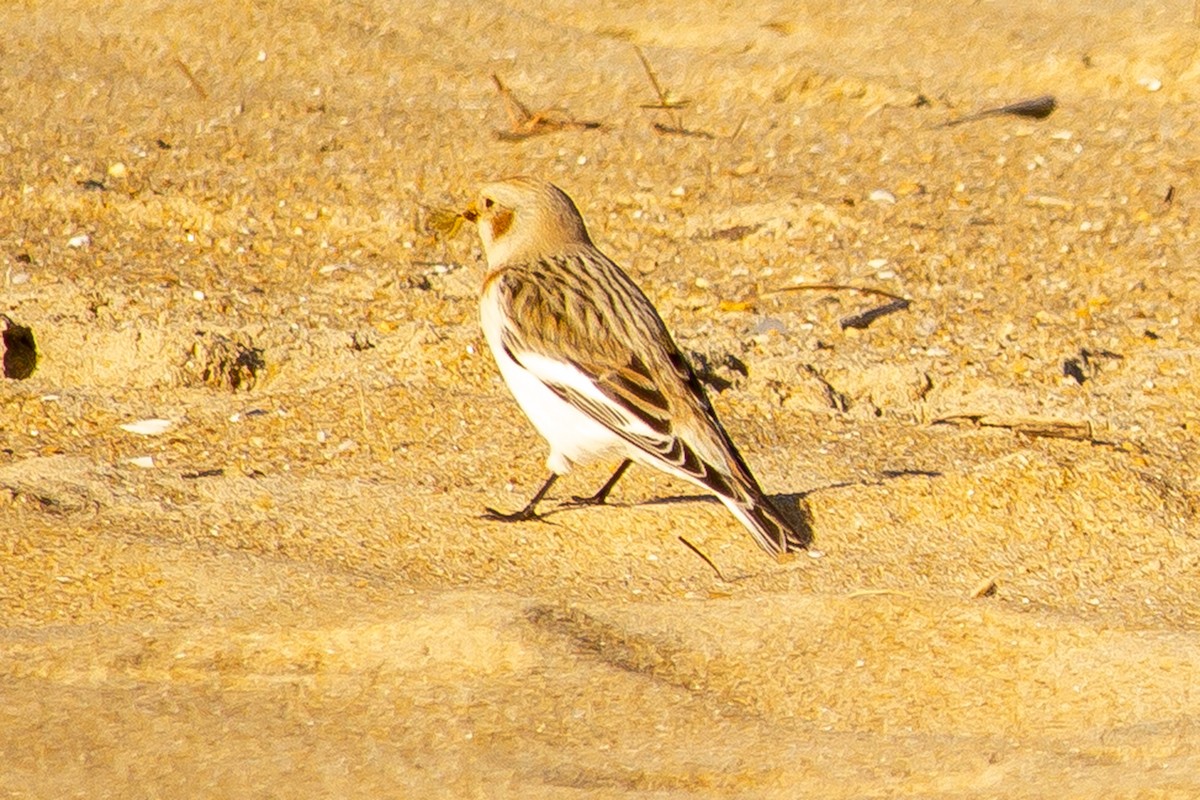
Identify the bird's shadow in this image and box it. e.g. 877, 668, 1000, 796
548, 488, 814, 547
551, 468, 945, 550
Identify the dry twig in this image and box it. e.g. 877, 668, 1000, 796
633, 46, 713, 139
766, 283, 912, 330
933, 414, 1094, 441
491, 74, 602, 141
766, 283, 907, 302
678, 536, 727, 582
173, 57, 209, 100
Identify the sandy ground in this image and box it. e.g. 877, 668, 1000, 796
3, 0, 1200, 796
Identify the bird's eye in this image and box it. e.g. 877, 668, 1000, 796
484, 198, 494, 209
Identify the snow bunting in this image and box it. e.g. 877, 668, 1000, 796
462, 177, 810, 557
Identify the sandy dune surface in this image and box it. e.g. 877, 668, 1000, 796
3, 0, 1200, 796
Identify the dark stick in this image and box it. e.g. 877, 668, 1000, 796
938, 94, 1057, 128
678, 536, 727, 582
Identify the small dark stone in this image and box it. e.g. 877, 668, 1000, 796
1, 316, 37, 380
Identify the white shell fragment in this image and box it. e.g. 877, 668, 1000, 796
119, 418, 174, 436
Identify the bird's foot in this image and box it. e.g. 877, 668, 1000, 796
559, 460, 631, 509
482, 505, 546, 523
562, 491, 612, 508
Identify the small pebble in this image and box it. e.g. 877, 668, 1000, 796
750, 317, 787, 336
127, 456, 155, 469
107, 162, 127, 178
915, 317, 938, 337
67, 234, 90, 248
868, 189, 896, 204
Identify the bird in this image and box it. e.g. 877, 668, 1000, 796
461, 177, 810, 557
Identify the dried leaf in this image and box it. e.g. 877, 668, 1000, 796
426, 207, 466, 239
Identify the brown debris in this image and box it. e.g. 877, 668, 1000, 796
183, 331, 265, 391
938, 94, 1057, 128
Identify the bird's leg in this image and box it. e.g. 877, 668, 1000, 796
566, 459, 632, 507
483, 473, 559, 522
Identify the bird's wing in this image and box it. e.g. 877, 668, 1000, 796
493, 259, 739, 497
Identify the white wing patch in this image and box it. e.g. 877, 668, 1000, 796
516, 351, 667, 445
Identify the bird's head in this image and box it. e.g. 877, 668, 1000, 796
462, 177, 592, 267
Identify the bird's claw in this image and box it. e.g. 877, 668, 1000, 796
482, 506, 546, 523
562, 493, 610, 508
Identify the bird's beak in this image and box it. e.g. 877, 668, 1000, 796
461, 202, 479, 223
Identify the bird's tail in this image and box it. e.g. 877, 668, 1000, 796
718, 481, 812, 556
633, 410, 811, 556
702, 428, 812, 556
